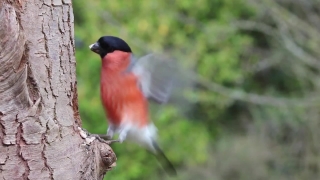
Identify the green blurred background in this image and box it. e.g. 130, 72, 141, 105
74, 0, 320, 179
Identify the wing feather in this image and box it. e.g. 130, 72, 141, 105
131, 54, 178, 104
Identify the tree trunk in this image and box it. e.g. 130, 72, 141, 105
0, 0, 116, 179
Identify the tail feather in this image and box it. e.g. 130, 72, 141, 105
151, 140, 177, 176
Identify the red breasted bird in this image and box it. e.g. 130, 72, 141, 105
89, 36, 178, 175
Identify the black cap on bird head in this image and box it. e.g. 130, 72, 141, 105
89, 36, 132, 58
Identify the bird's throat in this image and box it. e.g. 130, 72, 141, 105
101, 51, 131, 73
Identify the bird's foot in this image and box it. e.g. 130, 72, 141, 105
97, 134, 113, 140
96, 134, 119, 143
107, 139, 120, 144
78, 127, 119, 145
92, 134, 119, 144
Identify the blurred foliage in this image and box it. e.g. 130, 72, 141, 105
74, 0, 320, 179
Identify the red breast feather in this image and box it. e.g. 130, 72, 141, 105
100, 51, 149, 127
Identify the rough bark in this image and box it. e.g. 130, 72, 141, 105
0, 0, 116, 179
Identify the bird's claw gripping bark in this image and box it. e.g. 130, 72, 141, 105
106, 139, 120, 144
95, 135, 119, 144
97, 134, 120, 144
78, 127, 120, 145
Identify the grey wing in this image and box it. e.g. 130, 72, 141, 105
131, 54, 178, 104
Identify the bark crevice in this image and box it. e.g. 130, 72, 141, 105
0, 1, 116, 179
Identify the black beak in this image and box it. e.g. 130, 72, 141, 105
89, 43, 101, 54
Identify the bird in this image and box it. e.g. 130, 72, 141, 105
89, 36, 177, 175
